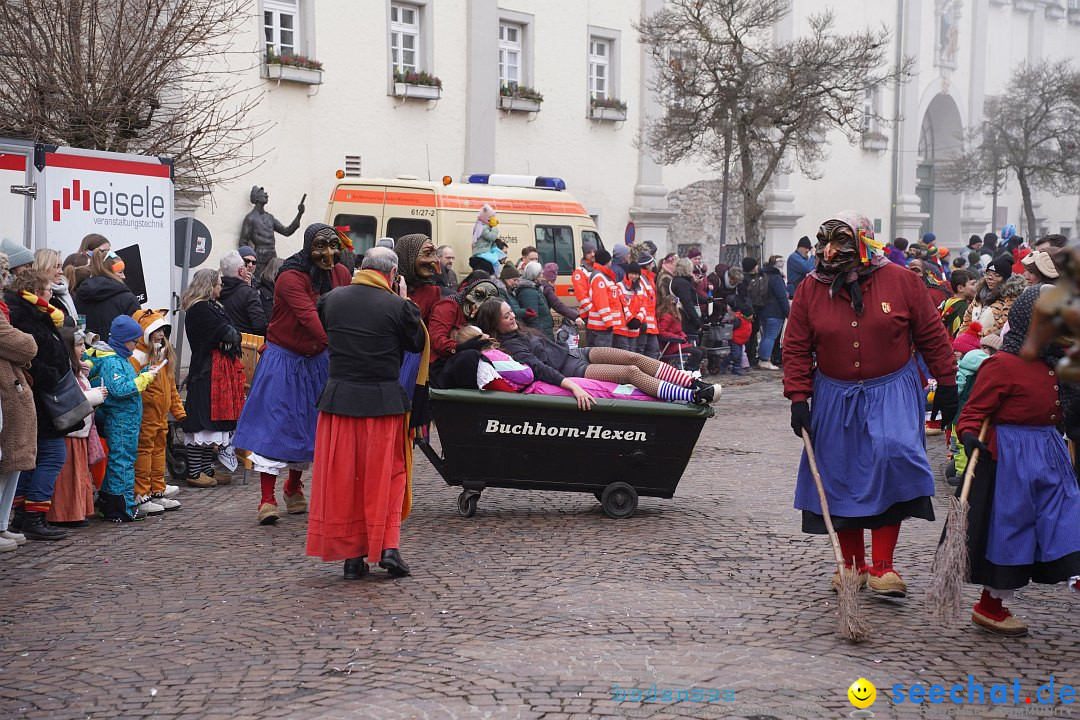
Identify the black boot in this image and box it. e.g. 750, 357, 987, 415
343, 557, 368, 580
98, 491, 137, 523
10, 506, 24, 531
379, 548, 410, 576
22, 511, 68, 541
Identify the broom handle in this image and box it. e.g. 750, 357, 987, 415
801, 429, 847, 569
959, 419, 991, 504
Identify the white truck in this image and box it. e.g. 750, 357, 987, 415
0, 138, 175, 311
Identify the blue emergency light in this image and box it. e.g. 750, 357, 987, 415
466, 174, 566, 191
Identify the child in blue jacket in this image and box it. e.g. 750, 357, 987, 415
87, 315, 157, 522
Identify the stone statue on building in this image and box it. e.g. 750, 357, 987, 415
937, 0, 961, 67
239, 186, 306, 279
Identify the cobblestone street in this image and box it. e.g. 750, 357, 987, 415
1, 375, 1077, 720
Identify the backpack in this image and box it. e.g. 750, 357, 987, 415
748, 274, 770, 309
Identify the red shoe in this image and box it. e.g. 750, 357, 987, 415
924, 420, 943, 436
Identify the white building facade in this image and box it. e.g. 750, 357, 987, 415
194, 0, 1080, 270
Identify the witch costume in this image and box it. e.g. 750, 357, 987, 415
783, 212, 959, 597
955, 286, 1080, 636
232, 223, 351, 525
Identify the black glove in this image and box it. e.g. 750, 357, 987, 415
962, 431, 989, 459
626, 318, 642, 331
934, 384, 959, 428
791, 400, 811, 438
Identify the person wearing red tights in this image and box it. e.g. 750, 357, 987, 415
784, 213, 958, 598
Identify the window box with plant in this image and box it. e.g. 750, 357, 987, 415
499, 84, 543, 113
590, 96, 627, 122
393, 70, 442, 100
263, 49, 324, 85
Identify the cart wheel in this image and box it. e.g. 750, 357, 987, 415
457, 491, 479, 518
601, 482, 638, 519
166, 445, 187, 482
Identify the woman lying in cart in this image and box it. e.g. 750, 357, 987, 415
471, 299, 720, 408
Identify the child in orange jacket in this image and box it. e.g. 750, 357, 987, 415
130, 309, 186, 515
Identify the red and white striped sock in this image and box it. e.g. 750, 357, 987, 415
654, 362, 693, 387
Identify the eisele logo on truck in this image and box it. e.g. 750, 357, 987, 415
51, 178, 166, 228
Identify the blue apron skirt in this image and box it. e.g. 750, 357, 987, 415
965, 424, 1080, 589
797, 359, 936, 533
233, 342, 329, 463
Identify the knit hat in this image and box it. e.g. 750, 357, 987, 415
797, 236, 812, 249
642, 240, 658, 255
0, 238, 33, 270
594, 249, 612, 266
581, 240, 597, 255
687, 247, 702, 259
938, 247, 950, 258
922, 232, 937, 245
987, 255, 1013, 279
499, 262, 520, 280
0, 252, 8, 287
741, 257, 759, 273
110, 315, 144, 344
980, 333, 1002, 352
636, 251, 654, 267
612, 244, 630, 261
542, 262, 559, 283
968, 234, 982, 248
952, 322, 983, 355
238, 246, 257, 260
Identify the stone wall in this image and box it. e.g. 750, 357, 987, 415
666, 179, 758, 267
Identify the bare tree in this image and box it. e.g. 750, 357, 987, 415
0, 0, 266, 195
939, 60, 1080, 239
637, 0, 911, 249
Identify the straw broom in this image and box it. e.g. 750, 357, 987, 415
801, 430, 870, 643
928, 419, 990, 620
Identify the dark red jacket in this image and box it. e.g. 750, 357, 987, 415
428, 298, 466, 361
956, 352, 1062, 460
782, 262, 957, 403
657, 312, 692, 354
409, 283, 442, 325
266, 266, 351, 356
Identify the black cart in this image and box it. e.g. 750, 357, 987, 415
419, 389, 713, 519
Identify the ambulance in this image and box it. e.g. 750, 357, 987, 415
324, 173, 606, 303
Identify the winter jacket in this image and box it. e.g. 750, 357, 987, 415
494, 279, 527, 322
957, 274, 1027, 337
669, 275, 703, 336
540, 280, 579, 322
516, 279, 554, 339
760, 265, 790, 321
74, 275, 140, 341
885, 246, 907, 266
219, 275, 268, 336
570, 262, 594, 315
129, 309, 186, 435
256, 275, 276, 323
786, 251, 815, 297
66, 365, 106, 440
614, 278, 646, 339
428, 298, 467, 361
0, 306, 38, 472
267, 266, 351, 356
5, 290, 79, 439
657, 312, 692, 355
497, 330, 579, 387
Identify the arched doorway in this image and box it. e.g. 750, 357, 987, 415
916, 93, 964, 242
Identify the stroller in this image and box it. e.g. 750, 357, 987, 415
166, 420, 188, 482
699, 322, 734, 376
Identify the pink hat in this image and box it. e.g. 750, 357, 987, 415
542, 262, 559, 283
952, 322, 983, 355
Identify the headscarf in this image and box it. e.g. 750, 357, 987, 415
395, 233, 435, 289
279, 223, 339, 297
451, 278, 500, 319
809, 212, 888, 315
1001, 286, 1063, 367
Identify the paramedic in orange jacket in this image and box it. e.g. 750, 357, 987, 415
583, 249, 620, 347
571, 241, 597, 336
129, 309, 186, 514
614, 263, 646, 351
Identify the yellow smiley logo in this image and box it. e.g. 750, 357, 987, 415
848, 678, 877, 709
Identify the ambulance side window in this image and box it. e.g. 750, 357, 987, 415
582, 230, 604, 254
387, 218, 432, 241
535, 225, 574, 273
333, 214, 377, 253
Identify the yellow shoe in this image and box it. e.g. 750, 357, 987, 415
868, 568, 907, 597
284, 492, 308, 514
257, 502, 279, 526
831, 568, 869, 592
972, 606, 1029, 637
186, 473, 217, 488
